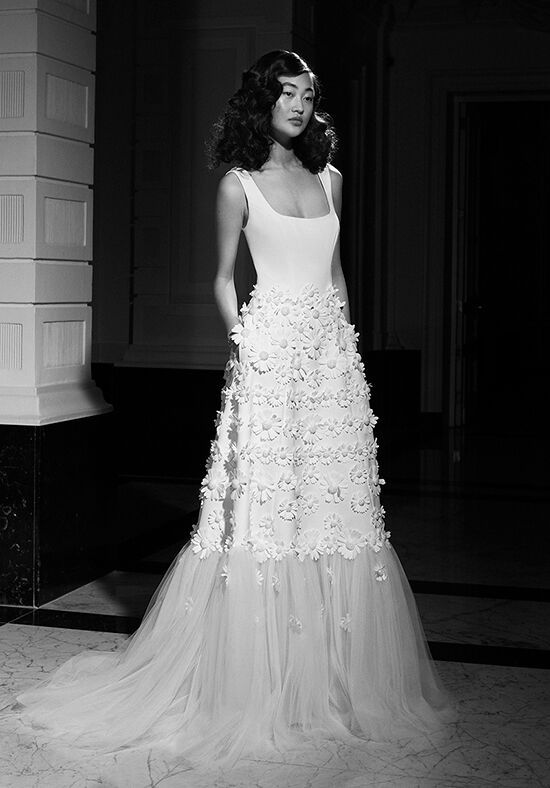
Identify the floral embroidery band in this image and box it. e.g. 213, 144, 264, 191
192, 281, 391, 575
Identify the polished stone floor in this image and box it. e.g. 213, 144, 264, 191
1, 427, 549, 787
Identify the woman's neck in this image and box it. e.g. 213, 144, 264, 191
266, 138, 301, 170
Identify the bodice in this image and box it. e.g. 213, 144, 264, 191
228, 165, 340, 295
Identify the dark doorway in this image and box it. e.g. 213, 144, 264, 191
448, 99, 550, 433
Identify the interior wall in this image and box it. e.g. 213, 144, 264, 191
387, 0, 550, 413
93, 0, 550, 422
92, 0, 133, 364
90, 0, 320, 481
315, 2, 391, 356
92, 0, 307, 369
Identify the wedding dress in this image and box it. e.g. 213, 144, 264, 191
13, 165, 453, 766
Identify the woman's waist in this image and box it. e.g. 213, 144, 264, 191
252, 279, 333, 303
252, 267, 333, 295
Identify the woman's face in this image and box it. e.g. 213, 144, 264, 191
271, 71, 315, 143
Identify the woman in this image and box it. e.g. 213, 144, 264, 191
12, 50, 453, 768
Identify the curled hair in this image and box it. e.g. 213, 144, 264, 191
207, 50, 337, 174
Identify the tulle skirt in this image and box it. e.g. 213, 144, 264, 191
14, 540, 454, 767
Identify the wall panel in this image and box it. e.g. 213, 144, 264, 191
0, 322, 23, 370
0, 69, 25, 118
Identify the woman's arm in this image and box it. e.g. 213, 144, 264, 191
329, 167, 351, 323
213, 172, 247, 336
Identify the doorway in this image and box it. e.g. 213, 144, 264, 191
447, 97, 550, 433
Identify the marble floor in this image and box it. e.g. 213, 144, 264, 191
1, 428, 549, 787
1, 624, 549, 787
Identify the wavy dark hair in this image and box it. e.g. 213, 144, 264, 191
206, 50, 337, 174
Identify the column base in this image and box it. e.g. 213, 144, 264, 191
0, 381, 112, 426
0, 413, 116, 607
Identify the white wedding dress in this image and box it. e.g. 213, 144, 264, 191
14, 165, 453, 766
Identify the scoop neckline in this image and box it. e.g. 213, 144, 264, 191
246, 169, 332, 220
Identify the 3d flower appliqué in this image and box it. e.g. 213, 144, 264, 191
257, 514, 274, 535
278, 498, 298, 521
324, 418, 343, 438
295, 529, 324, 561
368, 466, 386, 496
339, 613, 352, 632
253, 445, 273, 464
228, 321, 244, 346
301, 392, 319, 412
250, 475, 277, 505
301, 494, 320, 516
207, 508, 224, 529
349, 463, 369, 485
271, 541, 289, 561
302, 468, 320, 485
303, 416, 323, 443
252, 410, 283, 441
319, 353, 347, 379
311, 447, 331, 466
229, 474, 248, 500
323, 512, 344, 531
351, 493, 370, 514
278, 469, 298, 491
336, 442, 354, 460
270, 326, 295, 354
191, 533, 220, 559
372, 504, 385, 522
289, 351, 308, 381
301, 328, 324, 360
289, 615, 303, 633
270, 446, 289, 466
364, 408, 379, 429
199, 468, 227, 502
249, 344, 276, 374
250, 535, 272, 563
321, 475, 348, 503
337, 528, 366, 560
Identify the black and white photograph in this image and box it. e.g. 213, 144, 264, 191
0, 1, 549, 786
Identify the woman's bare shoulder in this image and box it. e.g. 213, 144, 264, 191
218, 169, 246, 201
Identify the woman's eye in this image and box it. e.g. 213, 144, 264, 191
283, 91, 293, 97
304, 96, 314, 102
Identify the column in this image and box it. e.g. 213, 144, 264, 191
0, 0, 113, 609
0, 0, 108, 423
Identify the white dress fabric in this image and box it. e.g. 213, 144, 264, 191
14, 165, 453, 766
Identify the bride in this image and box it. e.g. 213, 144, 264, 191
11, 49, 453, 767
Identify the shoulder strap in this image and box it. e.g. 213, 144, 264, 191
227, 166, 244, 181
226, 168, 258, 228
227, 167, 255, 192
226, 167, 272, 227
227, 167, 259, 202
319, 166, 335, 213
